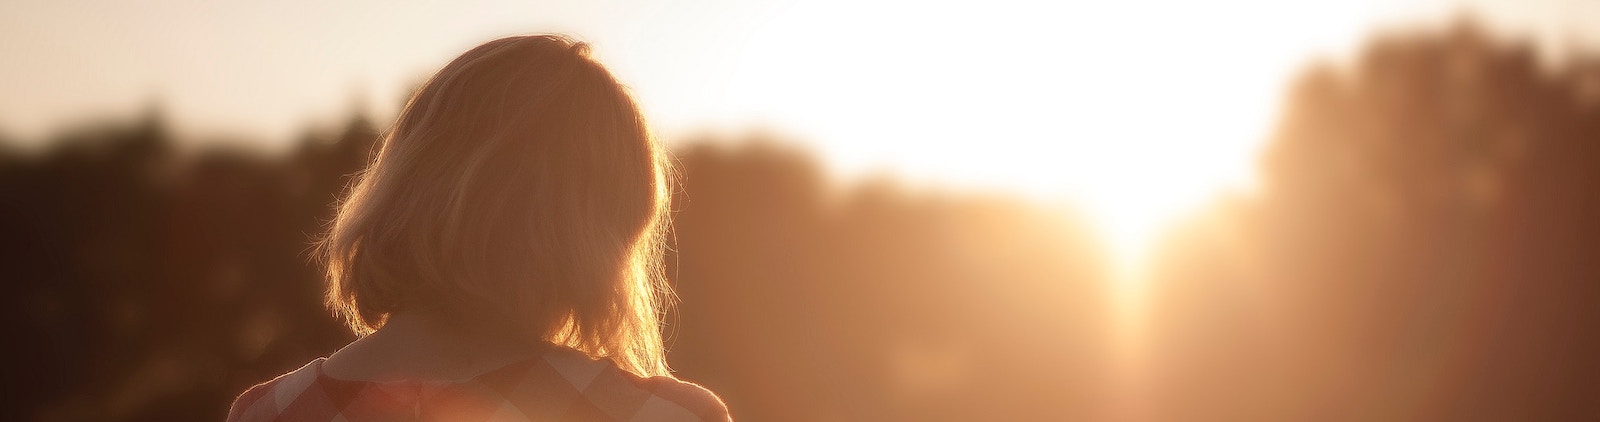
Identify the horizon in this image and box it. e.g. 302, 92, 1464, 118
5, 0, 1600, 274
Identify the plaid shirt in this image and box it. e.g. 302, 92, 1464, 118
227, 347, 730, 421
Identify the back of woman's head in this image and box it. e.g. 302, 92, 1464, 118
318, 35, 673, 377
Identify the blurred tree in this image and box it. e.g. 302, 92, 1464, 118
0, 109, 372, 420
667, 141, 1111, 421
1145, 21, 1600, 421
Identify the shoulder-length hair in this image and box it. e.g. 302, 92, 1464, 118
317, 35, 674, 377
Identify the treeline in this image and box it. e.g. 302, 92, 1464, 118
1, 112, 374, 421
666, 142, 1112, 421
2, 22, 1599, 421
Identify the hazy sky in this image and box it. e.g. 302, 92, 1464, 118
4, 0, 1597, 262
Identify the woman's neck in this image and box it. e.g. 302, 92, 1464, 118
321, 310, 543, 382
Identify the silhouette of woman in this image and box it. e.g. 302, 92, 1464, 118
227, 35, 729, 421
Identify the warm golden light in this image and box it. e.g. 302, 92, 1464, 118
10, 0, 1600, 420
0, 0, 1533, 274
703, 0, 1412, 279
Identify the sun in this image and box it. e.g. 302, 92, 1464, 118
689, 0, 1391, 288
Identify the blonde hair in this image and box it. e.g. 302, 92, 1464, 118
317, 35, 674, 377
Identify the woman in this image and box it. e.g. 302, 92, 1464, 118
227, 35, 730, 421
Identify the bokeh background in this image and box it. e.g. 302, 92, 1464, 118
4, 1, 1600, 421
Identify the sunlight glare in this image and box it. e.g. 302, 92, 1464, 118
714, 0, 1396, 277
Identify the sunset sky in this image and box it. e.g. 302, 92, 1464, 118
3, 0, 1596, 267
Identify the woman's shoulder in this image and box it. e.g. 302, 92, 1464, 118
226, 358, 325, 422
478, 347, 731, 421
631, 375, 732, 422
